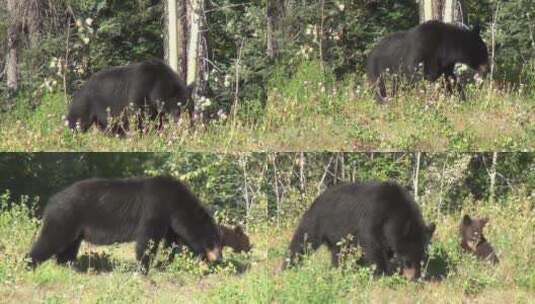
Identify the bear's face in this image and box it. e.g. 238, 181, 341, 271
220, 225, 252, 253
466, 26, 489, 76
460, 215, 488, 251
395, 222, 436, 280
203, 238, 223, 263
192, 227, 223, 264
229, 225, 252, 253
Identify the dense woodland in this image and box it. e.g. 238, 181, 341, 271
0, 0, 534, 115
1, 152, 533, 222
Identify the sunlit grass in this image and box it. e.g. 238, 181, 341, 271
0, 195, 269, 303
0, 62, 534, 151
268, 193, 535, 303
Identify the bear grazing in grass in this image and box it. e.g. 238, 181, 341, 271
460, 215, 499, 264
27, 176, 222, 274
367, 20, 489, 103
67, 59, 193, 135
283, 181, 435, 281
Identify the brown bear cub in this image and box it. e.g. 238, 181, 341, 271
164, 224, 251, 263
219, 225, 252, 253
460, 215, 499, 264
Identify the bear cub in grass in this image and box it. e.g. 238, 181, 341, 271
67, 59, 193, 135
27, 176, 222, 274
460, 215, 499, 264
165, 224, 251, 263
367, 20, 489, 102
283, 181, 435, 281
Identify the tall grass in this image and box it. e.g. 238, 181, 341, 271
1, 190, 534, 302
268, 192, 535, 303
1, 62, 533, 151
0, 194, 268, 303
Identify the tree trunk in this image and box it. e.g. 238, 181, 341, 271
26, 0, 43, 48
186, 0, 205, 122
270, 153, 281, 225
167, 0, 179, 72
443, 0, 466, 24
489, 152, 498, 204
266, 1, 276, 59
298, 152, 306, 198
266, 0, 285, 59
420, 0, 466, 23
186, 0, 201, 86
413, 152, 421, 203
420, 0, 436, 22
177, 0, 188, 80
6, 0, 21, 92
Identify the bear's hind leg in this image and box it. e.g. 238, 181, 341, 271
360, 236, 390, 276
28, 221, 79, 268
56, 235, 83, 265
162, 230, 184, 264
328, 244, 341, 268
135, 222, 165, 274
135, 238, 161, 275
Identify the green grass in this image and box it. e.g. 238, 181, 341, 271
0, 197, 269, 304
267, 194, 535, 303
2, 193, 534, 303
1, 62, 534, 151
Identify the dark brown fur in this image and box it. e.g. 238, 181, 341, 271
164, 224, 251, 263
219, 225, 252, 253
460, 215, 499, 264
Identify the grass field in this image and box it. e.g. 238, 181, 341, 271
266, 193, 535, 303
0, 198, 270, 304
1, 192, 534, 303
1, 63, 533, 152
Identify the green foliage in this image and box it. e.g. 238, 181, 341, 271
489, 1, 535, 82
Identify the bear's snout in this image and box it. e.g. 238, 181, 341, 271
402, 265, 420, 281
477, 63, 489, 77
206, 247, 223, 263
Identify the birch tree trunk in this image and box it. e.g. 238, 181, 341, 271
177, 0, 188, 80
186, 0, 205, 122
26, 0, 43, 49
6, 0, 21, 91
167, 0, 179, 72
489, 152, 498, 204
186, 0, 202, 87
420, 0, 466, 23
266, 0, 285, 59
443, 0, 466, 24
413, 152, 421, 203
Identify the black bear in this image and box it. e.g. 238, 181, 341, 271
283, 181, 435, 281
367, 21, 489, 103
460, 215, 499, 264
67, 59, 193, 135
164, 224, 251, 263
27, 176, 222, 274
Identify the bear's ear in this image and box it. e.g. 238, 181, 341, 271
462, 214, 472, 225
473, 23, 481, 36
480, 217, 489, 227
